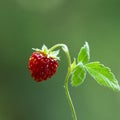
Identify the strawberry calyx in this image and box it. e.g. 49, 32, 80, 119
32, 45, 60, 60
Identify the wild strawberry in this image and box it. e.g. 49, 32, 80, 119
28, 45, 59, 82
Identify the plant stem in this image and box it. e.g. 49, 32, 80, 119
64, 67, 77, 120
49, 44, 77, 120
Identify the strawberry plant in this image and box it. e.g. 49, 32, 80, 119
28, 42, 120, 120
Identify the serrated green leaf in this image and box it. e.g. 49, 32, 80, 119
85, 62, 120, 91
71, 62, 86, 86
78, 42, 90, 64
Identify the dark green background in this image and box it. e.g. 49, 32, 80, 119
0, 0, 120, 120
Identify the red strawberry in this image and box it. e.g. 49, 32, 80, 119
28, 45, 59, 82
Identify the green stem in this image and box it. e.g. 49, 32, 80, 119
64, 67, 77, 120
49, 44, 77, 120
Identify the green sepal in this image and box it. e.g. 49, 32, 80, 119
32, 45, 60, 60
42, 44, 48, 54
32, 48, 40, 51
48, 50, 60, 60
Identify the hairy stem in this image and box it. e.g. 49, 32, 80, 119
49, 44, 77, 120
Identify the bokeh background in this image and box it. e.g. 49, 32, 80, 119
1, 0, 120, 120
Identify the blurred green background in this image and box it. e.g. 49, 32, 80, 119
0, 0, 120, 120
